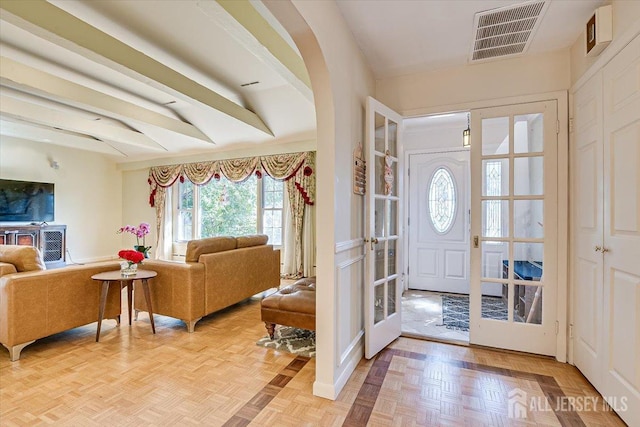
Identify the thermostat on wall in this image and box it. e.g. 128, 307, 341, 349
586, 5, 612, 57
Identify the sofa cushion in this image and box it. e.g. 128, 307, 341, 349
185, 236, 237, 262
236, 234, 269, 249
0, 245, 46, 272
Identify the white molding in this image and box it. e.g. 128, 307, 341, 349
339, 330, 364, 366
402, 91, 569, 120
335, 253, 365, 367
555, 92, 569, 364
571, 22, 640, 94
334, 336, 364, 395
335, 238, 364, 253
312, 381, 336, 400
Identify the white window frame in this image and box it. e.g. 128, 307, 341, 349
171, 177, 284, 255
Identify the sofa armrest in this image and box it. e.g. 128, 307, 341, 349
0, 262, 17, 278
133, 260, 206, 323
0, 262, 122, 348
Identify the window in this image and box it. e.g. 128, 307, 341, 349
262, 177, 284, 245
176, 180, 194, 241
173, 176, 284, 246
428, 167, 456, 233
485, 161, 502, 237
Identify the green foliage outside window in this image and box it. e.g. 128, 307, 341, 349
199, 176, 257, 238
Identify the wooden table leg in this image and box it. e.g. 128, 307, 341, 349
141, 279, 156, 334
125, 280, 133, 326
96, 280, 110, 342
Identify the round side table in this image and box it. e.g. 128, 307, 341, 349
91, 269, 157, 342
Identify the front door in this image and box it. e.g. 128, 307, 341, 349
470, 100, 558, 356
408, 151, 470, 294
364, 96, 404, 359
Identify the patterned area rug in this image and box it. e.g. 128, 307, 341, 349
439, 295, 508, 332
256, 326, 316, 358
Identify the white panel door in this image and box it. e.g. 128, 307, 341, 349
364, 97, 404, 359
470, 100, 558, 356
408, 151, 470, 294
601, 35, 640, 426
573, 70, 605, 392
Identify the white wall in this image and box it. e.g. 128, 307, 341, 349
121, 169, 157, 257
266, 0, 375, 400
376, 50, 570, 115
0, 136, 122, 262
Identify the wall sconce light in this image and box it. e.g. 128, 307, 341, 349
462, 113, 471, 148
48, 157, 59, 169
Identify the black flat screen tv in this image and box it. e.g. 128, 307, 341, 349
0, 179, 55, 222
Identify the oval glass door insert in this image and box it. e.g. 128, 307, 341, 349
428, 167, 456, 233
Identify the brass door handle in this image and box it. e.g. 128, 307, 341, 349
601, 247, 610, 253
370, 237, 379, 250
595, 245, 602, 252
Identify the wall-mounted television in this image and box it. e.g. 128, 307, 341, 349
0, 179, 55, 222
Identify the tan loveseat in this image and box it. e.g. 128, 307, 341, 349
0, 245, 121, 361
133, 235, 280, 332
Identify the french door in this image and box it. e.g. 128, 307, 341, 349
470, 100, 558, 356
364, 97, 404, 359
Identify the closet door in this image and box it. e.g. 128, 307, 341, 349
573, 70, 604, 391
601, 35, 640, 425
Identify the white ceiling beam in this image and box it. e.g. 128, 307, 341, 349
0, 0, 273, 136
0, 118, 125, 157
199, 0, 313, 103
0, 95, 166, 151
0, 56, 214, 144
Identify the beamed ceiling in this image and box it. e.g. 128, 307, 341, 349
0, 0, 316, 164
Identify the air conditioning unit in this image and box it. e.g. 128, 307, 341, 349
585, 5, 612, 57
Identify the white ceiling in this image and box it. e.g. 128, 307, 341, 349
337, 0, 605, 78
0, 0, 605, 165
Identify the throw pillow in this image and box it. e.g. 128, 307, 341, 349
0, 245, 47, 272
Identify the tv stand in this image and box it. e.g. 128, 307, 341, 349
0, 224, 67, 269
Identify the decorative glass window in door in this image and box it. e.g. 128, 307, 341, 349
484, 161, 503, 238
428, 168, 456, 233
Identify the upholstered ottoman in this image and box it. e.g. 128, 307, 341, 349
261, 277, 316, 339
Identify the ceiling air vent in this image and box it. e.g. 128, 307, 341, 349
469, 0, 549, 62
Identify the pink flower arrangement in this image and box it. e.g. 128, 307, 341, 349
117, 222, 151, 256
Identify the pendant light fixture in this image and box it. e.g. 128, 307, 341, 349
462, 113, 471, 148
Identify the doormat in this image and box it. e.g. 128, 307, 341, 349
256, 326, 316, 358
439, 295, 508, 332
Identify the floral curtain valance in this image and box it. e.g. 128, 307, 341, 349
148, 151, 315, 207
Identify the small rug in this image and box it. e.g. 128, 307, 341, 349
256, 326, 316, 358
439, 295, 508, 332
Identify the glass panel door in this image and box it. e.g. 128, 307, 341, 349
365, 97, 403, 359
470, 100, 558, 356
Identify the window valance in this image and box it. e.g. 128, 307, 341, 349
148, 151, 315, 207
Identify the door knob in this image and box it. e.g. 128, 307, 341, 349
595, 245, 602, 252
601, 247, 610, 253
370, 237, 379, 250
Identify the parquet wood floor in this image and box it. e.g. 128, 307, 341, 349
0, 290, 627, 426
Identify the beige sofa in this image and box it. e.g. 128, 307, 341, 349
133, 235, 280, 332
0, 245, 121, 361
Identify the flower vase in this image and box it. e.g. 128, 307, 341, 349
120, 262, 138, 277
134, 245, 150, 258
